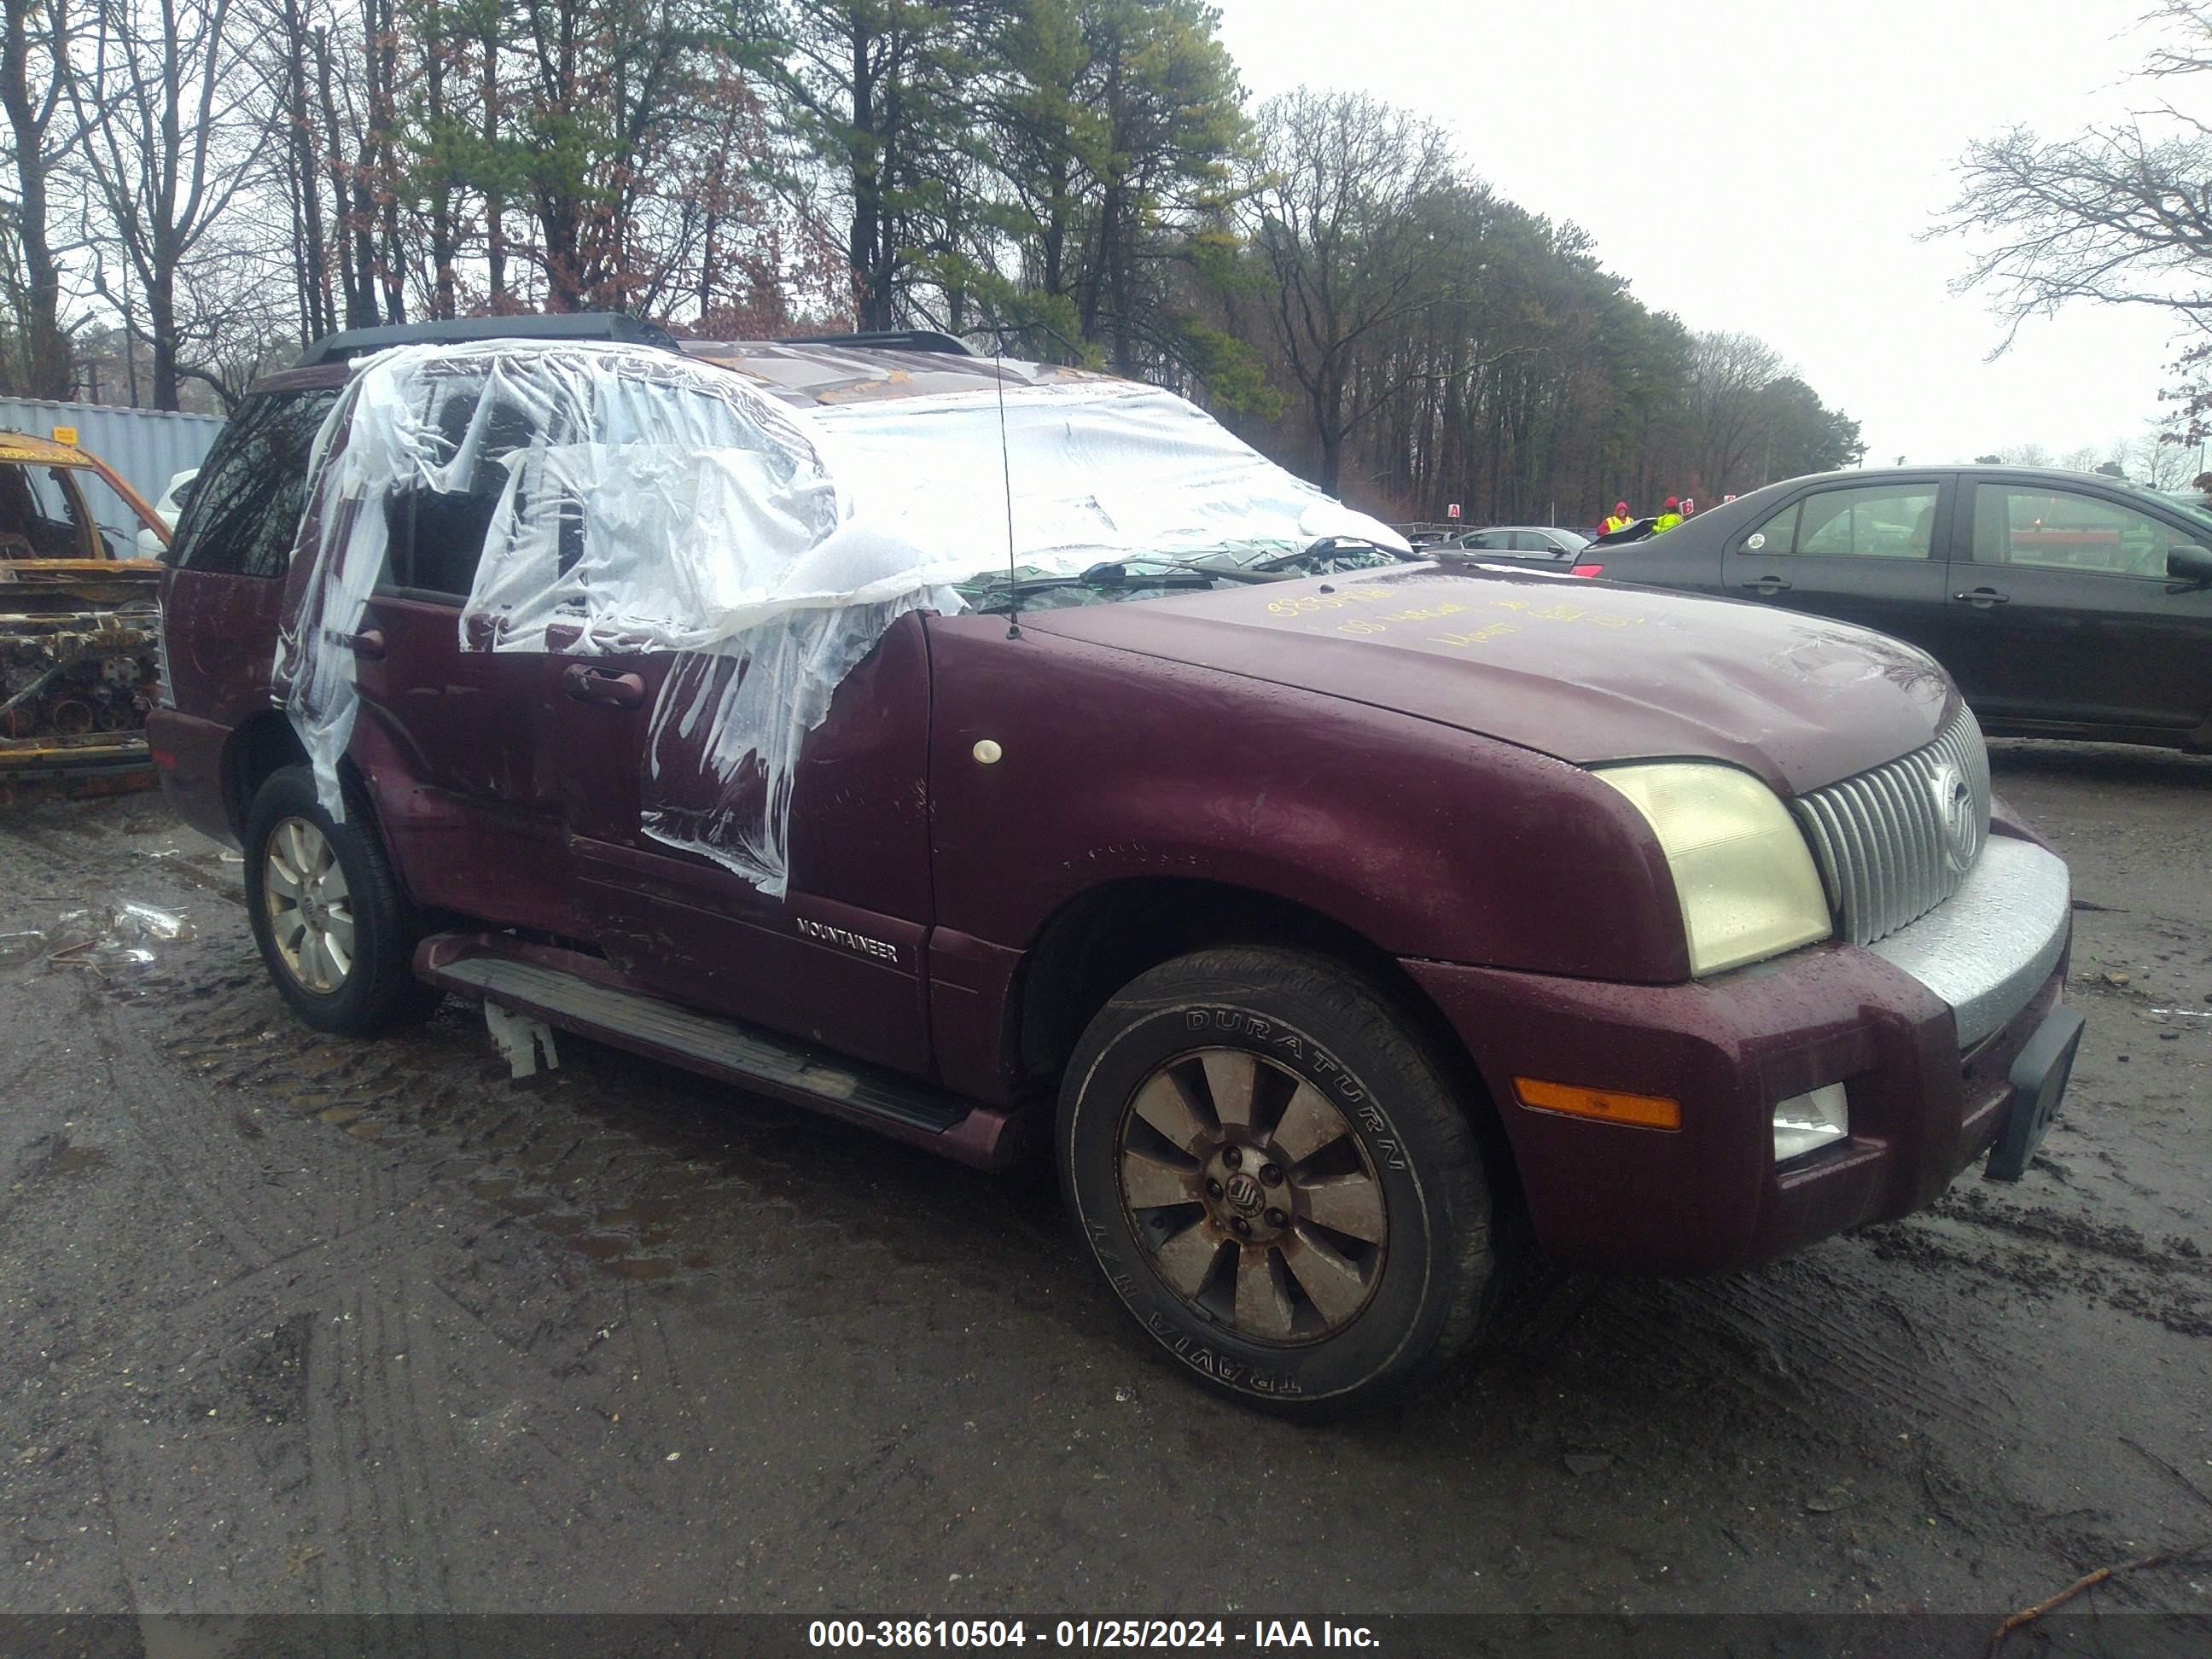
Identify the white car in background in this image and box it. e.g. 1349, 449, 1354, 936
135, 468, 199, 556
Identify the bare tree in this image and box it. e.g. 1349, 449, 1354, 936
1, 0, 79, 394
257, 0, 339, 339
1241, 89, 1464, 493
1936, 3, 2212, 346
67, 0, 272, 407
2134, 418, 2204, 488
1684, 329, 1785, 494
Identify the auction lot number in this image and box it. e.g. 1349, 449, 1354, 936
809, 1621, 1230, 1649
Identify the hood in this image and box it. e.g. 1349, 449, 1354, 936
1020, 564, 1953, 795
0, 559, 161, 617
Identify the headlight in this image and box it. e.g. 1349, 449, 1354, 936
1595, 763, 1833, 976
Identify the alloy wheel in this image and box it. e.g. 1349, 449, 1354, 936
261, 816, 354, 995
1116, 1047, 1389, 1344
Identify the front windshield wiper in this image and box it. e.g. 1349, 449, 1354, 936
1016, 560, 1224, 594
1234, 537, 1409, 576
959, 547, 1392, 614
978, 557, 1292, 597
959, 562, 1225, 611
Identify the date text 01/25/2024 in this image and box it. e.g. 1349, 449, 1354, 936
806, 1621, 1379, 1650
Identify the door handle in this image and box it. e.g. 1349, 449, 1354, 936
339, 628, 386, 659
1953, 587, 2011, 607
562, 663, 645, 708
1738, 574, 1792, 594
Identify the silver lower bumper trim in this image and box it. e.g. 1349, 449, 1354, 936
1866, 835, 2070, 1050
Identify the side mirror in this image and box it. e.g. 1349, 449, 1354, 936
2168, 544, 2212, 587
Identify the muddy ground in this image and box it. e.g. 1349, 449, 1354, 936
0, 742, 2206, 1642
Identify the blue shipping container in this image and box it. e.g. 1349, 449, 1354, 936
0, 395, 225, 512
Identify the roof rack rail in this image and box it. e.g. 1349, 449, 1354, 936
293, 311, 680, 369
773, 329, 978, 358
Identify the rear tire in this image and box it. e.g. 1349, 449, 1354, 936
243, 765, 442, 1035
1057, 946, 1501, 1416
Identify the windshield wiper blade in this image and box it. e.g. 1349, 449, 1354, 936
971, 561, 1223, 600
1224, 538, 1408, 577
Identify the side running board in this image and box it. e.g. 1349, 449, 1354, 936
414, 934, 1031, 1168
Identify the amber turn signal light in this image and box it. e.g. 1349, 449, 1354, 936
1513, 1076, 1681, 1131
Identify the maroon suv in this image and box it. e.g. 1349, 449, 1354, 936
150, 318, 2082, 1412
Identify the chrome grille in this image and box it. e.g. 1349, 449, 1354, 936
1792, 704, 1990, 946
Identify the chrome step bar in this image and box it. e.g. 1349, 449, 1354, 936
414, 934, 1031, 1167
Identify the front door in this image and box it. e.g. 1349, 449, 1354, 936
1943, 480, 2212, 732
545, 613, 937, 1076
1720, 475, 1957, 653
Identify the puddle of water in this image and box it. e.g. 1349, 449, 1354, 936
317, 1106, 361, 1126
48, 1145, 111, 1175
606, 1255, 678, 1281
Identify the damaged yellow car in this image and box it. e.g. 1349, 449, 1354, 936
0, 431, 171, 795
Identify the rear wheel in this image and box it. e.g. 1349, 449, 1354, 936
1057, 946, 1501, 1414
243, 765, 442, 1034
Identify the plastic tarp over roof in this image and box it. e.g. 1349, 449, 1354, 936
274, 340, 1404, 899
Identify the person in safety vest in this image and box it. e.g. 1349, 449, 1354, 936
1602, 500, 1633, 533
1652, 496, 1684, 533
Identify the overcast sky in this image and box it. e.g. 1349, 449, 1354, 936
1212, 0, 2185, 471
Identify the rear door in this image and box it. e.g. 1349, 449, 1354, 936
1943, 479, 2212, 731
343, 427, 572, 934
1720, 474, 1955, 649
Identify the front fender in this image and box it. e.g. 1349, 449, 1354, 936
924, 615, 1689, 982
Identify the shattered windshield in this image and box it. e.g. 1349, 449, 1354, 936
951, 538, 1406, 612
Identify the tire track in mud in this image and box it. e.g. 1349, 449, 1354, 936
304, 1277, 460, 1629
1487, 1250, 2015, 1444
1867, 1199, 2212, 1341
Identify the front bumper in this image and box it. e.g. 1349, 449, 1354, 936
1404, 831, 2074, 1276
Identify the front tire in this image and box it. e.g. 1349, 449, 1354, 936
1057, 946, 1500, 1415
243, 765, 442, 1035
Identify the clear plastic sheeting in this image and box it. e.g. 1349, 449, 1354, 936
273, 341, 1402, 902
271, 341, 966, 897
38, 899, 195, 972
804, 378, 1409, 573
